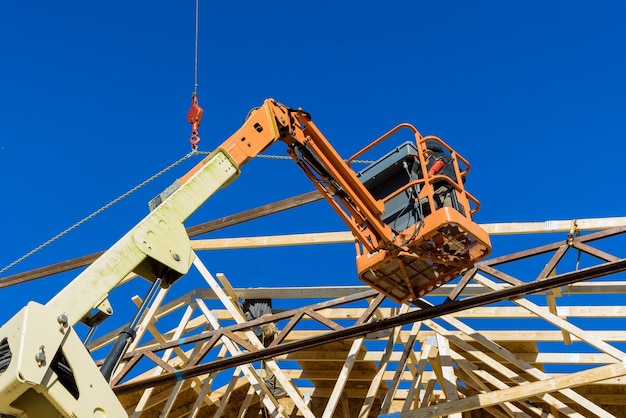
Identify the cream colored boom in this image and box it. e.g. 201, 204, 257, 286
45, 149, 239, 327
0, 150, 239, 418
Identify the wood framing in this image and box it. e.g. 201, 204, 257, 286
4, 192, 626, 417
103, 273, 626, 417
86, 219, 626, 417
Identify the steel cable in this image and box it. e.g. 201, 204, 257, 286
0, 151, 197, 275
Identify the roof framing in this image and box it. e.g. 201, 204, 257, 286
102, 222, 626, 416
4, 193, 626, 417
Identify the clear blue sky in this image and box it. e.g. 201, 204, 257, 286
1, 1, 625, 334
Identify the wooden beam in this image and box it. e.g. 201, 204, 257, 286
456, 383, 519, 418
193, 297, 286, 416
192, 231, 353, 250
185, 190, 322, 237
281, 349, 618, 365
212, 281, 626, 298
0, 191, 323, 287
341, 392, 351, 418
381, 362, 626, 418
439, 313, 616, 418
452, 353, 544, 418
129, 303, 194, 418
193, 259, 312, 418
358, 304, 410, 417
0, 252, 102, 289
424, 318, 588, 416
434, 333, 460, 411
209, 367, 241, 418
112, 287, 170, 386
380, 321, 422, 414
402, 343, 436, 412
5, 214, 624, 289
474, 274, 626, 361
481, 217, 626, 235
420, 376, 438, 407
276, 369, 417, 381
235, 385, 256, 418
159, 380, 186, 418
321, 336, 365, 418
189, 217, 626, 250
188, 345, 230, 418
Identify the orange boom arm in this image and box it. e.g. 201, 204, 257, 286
182, 98, 491, 303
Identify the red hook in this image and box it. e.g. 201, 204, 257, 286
187, 92, 204, 150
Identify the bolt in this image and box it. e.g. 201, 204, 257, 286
57, 314, 69, 327
57, 314, 69, 333
173, 253, 181, 262
35, 346, 46, 367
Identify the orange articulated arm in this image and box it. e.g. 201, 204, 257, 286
237, 99, 391, 253
180, 99, 286, 185
283, 113, 391, 253
172, 98, 489, 304
218, 99, 290, 166
180, 98, 393, 253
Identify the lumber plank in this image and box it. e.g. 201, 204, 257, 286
129, 303, 195, 417
194, 262, 307, 417
481, 217, 626, 234
435, 334, 460, 406
439, 313, 615, 417
380, 321, 422, 414
4, 214, 625, 288
194, 297, 285, 416
452, 354, 542, 418
402, 343, 436, 411
189, 216, 626, 250
185, 190, 322, 237
321, 336, 365, 418
382, 362, 626, 418
358, 304, 410, 417
474, 274, 626, 361
0, 191, 323, 287
192, 231, 352, 250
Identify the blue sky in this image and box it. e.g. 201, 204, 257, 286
1, 1, 626, 335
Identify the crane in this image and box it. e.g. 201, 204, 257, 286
0, 99, 490, 417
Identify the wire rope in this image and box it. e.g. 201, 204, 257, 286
194, 151, 375, 165
0, 151, 198, 276
0, 150, 371, 275
193, 0, 199, 93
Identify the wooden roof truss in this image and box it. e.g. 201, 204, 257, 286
79, 221, 626, 417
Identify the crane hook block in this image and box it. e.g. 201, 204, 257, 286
187, 92, 204, 150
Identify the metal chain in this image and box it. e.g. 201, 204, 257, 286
0, 151, 198, 276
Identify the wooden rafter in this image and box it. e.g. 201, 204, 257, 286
7, 183, 626, 417
105, 236, 626, 416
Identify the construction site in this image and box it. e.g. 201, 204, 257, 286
2, 2, 626, 418
1, 103, 626, 417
